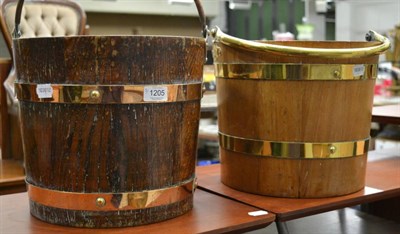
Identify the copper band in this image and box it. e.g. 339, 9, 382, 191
215, 64, 377, 80
219, 132, 369, 159
15, 83, 202, 104
27, 178, 195, 211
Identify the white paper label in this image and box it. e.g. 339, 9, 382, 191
143, 86, 168, 102
36, 84, 53, 99
248, 210, 269, 216
353, 65, 365, 77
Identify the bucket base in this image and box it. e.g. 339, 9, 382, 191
220, 149, 367, 198
29, 196, 192, 228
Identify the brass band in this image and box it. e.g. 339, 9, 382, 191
215, 64, 377, 80
219, 132, 369, 159
15, 83, 202, 104
27, 178, 195, 211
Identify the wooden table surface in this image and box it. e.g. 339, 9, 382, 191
372, 104, 400, 124
0, 159, 26, 195
0, 189, 275, 234
196, 151, 400, 222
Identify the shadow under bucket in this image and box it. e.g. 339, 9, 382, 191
12, 1, 206, 228
211, 27, 390, 198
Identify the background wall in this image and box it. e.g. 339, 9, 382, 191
79, 0, 218, 37
0, 32, 9, 58
0, 0, 218, 58
306, 0, 326, 41
0, 14, 205, 59
86, 13, 203, 37
336, 0, 400, 41
1, 0, 399, 57
226, 0, 305, 40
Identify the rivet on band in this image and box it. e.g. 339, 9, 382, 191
95, 197, 106, 208
219, 132, 369, 159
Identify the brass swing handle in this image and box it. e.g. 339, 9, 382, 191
209, 26, 390, 59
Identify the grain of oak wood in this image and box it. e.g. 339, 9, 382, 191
0, 190, 275, 234
213, 39, 379, 198
13, 35, 205, 227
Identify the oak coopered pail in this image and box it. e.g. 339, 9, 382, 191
14, 35, 205, 227
211, 27, 390, 198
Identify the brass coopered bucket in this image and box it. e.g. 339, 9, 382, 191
211, 27, 390, 198
13, 0, 205, 228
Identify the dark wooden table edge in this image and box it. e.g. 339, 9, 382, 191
198, 186, 400, 222
371, 104, 400, 124
0, 158, 26, 195
0, 177, 26, 195
371, 115, 400, 125
197, 187, 276, 233
198, 186, 263, 210
201, 220, 273, 234
274, 188, 400, 222
0, 176, 26, 185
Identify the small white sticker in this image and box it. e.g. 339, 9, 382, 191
353, 65, 365, 77
36, 84, 53, 99
143, 86, 168, 102
248, 210, 269, 216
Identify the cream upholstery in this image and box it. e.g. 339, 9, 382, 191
1, 0, 86, 114
0, 0, 87, 159
4, 3, 80, 37
0, 0, 87, 55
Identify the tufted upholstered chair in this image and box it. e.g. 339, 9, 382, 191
0, 0, 87, 159
0, 0, 87, 57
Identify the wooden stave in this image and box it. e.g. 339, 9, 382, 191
14, 36, 204, 226
214, 40, 377, 198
